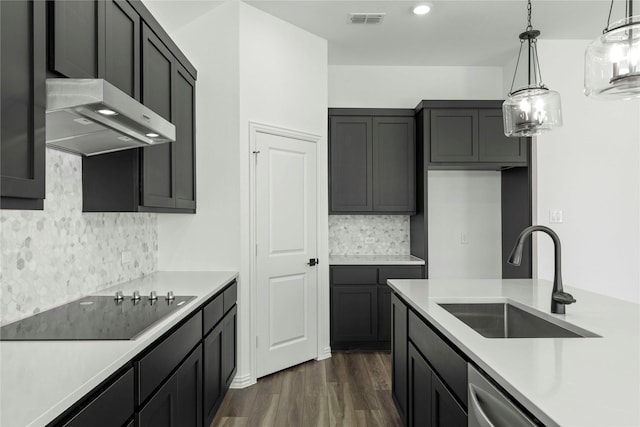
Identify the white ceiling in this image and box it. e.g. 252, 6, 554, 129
145, 0, 614, 66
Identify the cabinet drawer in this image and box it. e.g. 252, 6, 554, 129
378, 266, 423, 284
203, 293, 223, 334
223, 281, 237, 313
331, 266, 378, 285
136, 311, 202, 404
63, 368, 134, 427
408, 310, 467, 408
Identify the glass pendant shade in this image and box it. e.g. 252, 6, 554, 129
503, 87, 563, 137
585, 15, 640, 99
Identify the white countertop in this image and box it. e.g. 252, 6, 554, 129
388, 278, 640, 427
0, 271, 238, 427
329, 254, 425, 265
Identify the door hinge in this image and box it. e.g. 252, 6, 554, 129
256, 336, 258, 348
255, 244, 258, 256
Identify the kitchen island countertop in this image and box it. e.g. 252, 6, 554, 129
388, 278, 640, 427
0, 271, 238, 427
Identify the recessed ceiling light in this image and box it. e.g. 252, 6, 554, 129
413, 4, 431, 15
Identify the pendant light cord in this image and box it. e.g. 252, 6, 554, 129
527, 0, 533, 31
605, 0, 615, 32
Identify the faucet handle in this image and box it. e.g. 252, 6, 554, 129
553, 291, 576, 305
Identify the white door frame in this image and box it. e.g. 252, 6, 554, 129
248, 121, 325, 384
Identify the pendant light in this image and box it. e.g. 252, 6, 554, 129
503, 0, 562, 138
585, 0, 640, 99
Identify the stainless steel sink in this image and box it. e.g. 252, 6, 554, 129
438, 302, 600, 338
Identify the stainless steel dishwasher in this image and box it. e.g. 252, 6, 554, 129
468, 365, 539, 427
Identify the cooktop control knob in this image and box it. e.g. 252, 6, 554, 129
114, 291, 124, 302
132, 290, 141, 302
149, 291, 157, 301
166, 291, 175, 302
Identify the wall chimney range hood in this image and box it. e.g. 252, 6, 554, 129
46, 79, 175, 156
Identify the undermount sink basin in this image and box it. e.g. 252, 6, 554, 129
438, 302, 600, 338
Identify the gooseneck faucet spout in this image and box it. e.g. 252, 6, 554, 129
508, 225, 576, 314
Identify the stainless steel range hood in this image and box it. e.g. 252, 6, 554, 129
46, 79, 175, 156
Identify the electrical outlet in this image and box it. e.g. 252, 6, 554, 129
364, 237, 376, 244
549, 209, 563, 223
460, 231, 469, 245
121, 251, 133, 264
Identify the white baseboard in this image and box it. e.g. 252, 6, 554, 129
230, 372, 255, 389
317, 346, 332, 361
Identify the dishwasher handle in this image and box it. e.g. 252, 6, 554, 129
468, 383, 537, 427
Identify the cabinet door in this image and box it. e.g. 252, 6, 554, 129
430, 109, 478, 162
377, 285, 392, 343
63, 368, 134, 427
408, 342, 433, 427
391, 293, 408, 423
49, 0, 104, 78
331, 285, 378, 342
329, 116, 373, 212
431, 374, 467, 427
478, 109, 527, 163
176, 345, 203, 427
204, 322, 224, 426
141, 24, 175, 208
174, 63, 196, 210
137, 375, 177, 427
373, 116, 415, 212
222, 305, 237, 390
104, 0, 140, 99
0, 0, 46, 209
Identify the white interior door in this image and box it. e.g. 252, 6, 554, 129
255, 130, 318, 378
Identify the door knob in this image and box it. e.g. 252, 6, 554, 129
307, 258, 319, 266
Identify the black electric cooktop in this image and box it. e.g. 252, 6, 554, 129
0, 295, 196, 341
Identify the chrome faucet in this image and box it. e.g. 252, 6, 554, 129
508, 225, 576, 314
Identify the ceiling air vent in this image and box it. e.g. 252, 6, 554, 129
349, 13, 386, 24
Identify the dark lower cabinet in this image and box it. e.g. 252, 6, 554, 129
62, 368, 134, 427
391, 293, 408, 424
175, 345, 203, 427
204, 322, 224, 426
137, 371, 177, 427
331, 265, 424, 351
408, 342, 432, 427
1, 0, 46, 210
222, 305, 238, 390
393, 292, 468, 427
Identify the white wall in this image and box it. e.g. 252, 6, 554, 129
428, 171, 502, 279
157, 0, 328, 385
532, 40, 640, 303
329, 65, 505, 278
158, 1, 241, 272
329, 65, 504, 108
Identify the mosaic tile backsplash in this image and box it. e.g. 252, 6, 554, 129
0, 149, 157, 325
329, 215, 410, 255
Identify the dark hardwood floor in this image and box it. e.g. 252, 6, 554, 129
211, 352, 402, 427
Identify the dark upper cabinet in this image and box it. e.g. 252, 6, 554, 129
430, 109, 478, 163
141, 24, 175, 209
1, 0, 46, 210
329, 116, 373, 212
174, 64, 197, 210
104, 0, 140, 99
478, 109, 526, 163
329, 109, 416, 214
373, 117, 416, 212
48, 0, 103, 79
420, 101, 528, 168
